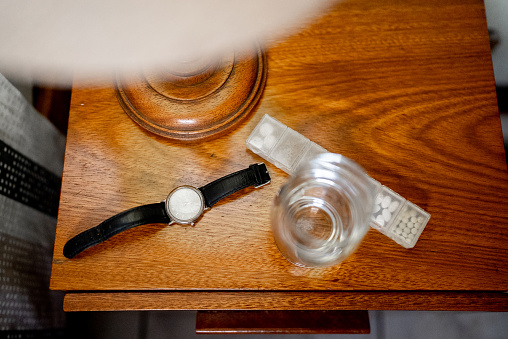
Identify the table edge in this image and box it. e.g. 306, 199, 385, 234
63, 291, 508, 312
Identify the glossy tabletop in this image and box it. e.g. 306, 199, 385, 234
50, 0, 508, 311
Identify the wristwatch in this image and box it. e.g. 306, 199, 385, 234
63, 163, 270, 258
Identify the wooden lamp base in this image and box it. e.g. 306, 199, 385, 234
115, 46, 267, 141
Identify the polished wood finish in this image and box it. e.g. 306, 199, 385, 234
195, 310, 370, 334
51, 0, 508, 311
63, 292, 508, 312
115, 45, 266, 141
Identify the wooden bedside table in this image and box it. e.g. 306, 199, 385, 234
51, 0, 508, 313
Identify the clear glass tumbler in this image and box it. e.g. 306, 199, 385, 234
271, 153, 376, 267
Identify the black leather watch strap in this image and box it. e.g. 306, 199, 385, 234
63, 202, 170, 258
63, 163, 270, 259
199, 163, 270, 208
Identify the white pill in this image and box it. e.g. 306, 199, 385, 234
415, 222, 422, 228
375, 194, 383, 205
404, 237, 411, 243
259, 123, 274, 136
408, 233, 415, 240
404, 227, 410, 234
399, 221, 406, 227
411, 216, 418, 223
263, 135, 277, 149
375, 215, 385, 226
407, 222, 414, 228
373, 204, 380, 213
388, 201, 399, 212
250, 136, 263, 149
411, 228, 417, 234
409, 210, 417, 217
395, 227, 402, 235
382, 209, 392, 222
402, 232, 408, 237
402, 217, 409, 223
417, 216, 424, 223
381, 196, 392, 208
375, 214, 385, 226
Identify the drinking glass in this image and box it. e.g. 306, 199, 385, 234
271, 153, 376, 267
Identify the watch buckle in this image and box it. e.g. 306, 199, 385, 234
254, 162, 270, 188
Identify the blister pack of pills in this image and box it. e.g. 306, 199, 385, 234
368, 183, 431, 248
246, 115, 327, 174
246, 114, 431, 248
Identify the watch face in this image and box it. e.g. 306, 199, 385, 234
165, 186, 205, 225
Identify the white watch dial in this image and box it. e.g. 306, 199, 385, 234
166, 186, 204, 224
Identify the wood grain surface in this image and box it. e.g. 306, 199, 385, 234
195, 310, 370, 334
51, 0, 508, 309
63, 292, 508, 312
